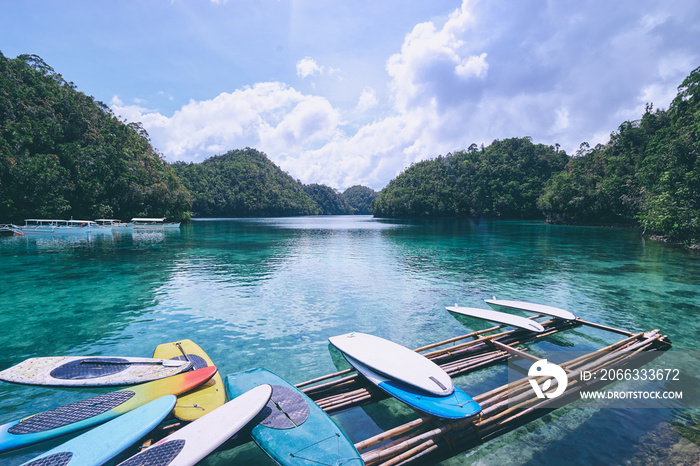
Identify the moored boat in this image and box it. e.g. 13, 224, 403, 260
0, 225, 22, 236
131, 217, 181, 229
12, 219, 111, 235
95, 218, 134, 231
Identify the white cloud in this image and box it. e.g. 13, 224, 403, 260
112, 0, 700, 191
296, 57, 323, 79
111, 82, 341, 162
356, 87, 378, 112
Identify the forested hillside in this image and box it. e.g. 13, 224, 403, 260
173, 150, 378, 217
0, 52, 376, 221
0, 52, 192, 221
373, 138, 568, 219
374, 66, 700, 245
172, 149, 321, 217
342, 185, 378, 214
539, 66, 700, 244
3, 50, 696, 243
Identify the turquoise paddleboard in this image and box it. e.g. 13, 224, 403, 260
21, 395, 176, 465
225, 368, 363, 466
344, 354, 481, 419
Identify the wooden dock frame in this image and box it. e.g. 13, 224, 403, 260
296, 317, 671, 466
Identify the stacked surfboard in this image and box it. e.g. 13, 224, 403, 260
446, 298, 577, 333
329, 332, 482, 420
0, 341, 276, 465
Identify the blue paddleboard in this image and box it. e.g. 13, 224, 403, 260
21, 395, 176, 465
344, 354, 481, 419
225, 368, 362, 466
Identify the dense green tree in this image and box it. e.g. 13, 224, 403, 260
0, 52, 192, 221
303, 184, 352, 215
172, 148, 321, 217
373, 138, 568, 219
373, 156, 458, 218
637, 67, 700, 242
342, 185, 378, 214
539, 66, 699, 243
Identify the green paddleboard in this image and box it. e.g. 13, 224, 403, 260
225, 367, 363, 466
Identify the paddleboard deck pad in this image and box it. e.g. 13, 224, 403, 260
328, 332, 454, 396
446, 306, 545, 332
21, 395, 176, 466
153, 339, 225, 421
225, 368, 362, 466
0, 356, 191, 387
344, 354, 481, 419
118, 385, 272, 466
0, 366, 216, 453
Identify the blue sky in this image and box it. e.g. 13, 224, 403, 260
2, 0, 700, 190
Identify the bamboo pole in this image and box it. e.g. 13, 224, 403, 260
576, 318, 636, 336
355, 417, 430, 452
296, 368, 353, 388
380, 440, 436, 466
489, 340, 539, 362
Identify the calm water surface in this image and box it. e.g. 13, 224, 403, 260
0, 216, 698, 465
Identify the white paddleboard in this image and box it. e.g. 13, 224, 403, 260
485, 299, 576, 320
328, 332, 454, 396
0, 356, 191, 387
117, 384, 272, 466
446, 306, 545, 332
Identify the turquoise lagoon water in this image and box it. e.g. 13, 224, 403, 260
0, 216, 698, 465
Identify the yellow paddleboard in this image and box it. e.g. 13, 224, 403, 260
153, 340, 225, 421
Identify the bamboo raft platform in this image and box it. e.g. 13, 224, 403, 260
296, 317, 672, 466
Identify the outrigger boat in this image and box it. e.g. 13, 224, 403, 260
131, 217, 181, 230
95, 219, 134, 231
11, 219, 111, 235
0, 225, 22, 236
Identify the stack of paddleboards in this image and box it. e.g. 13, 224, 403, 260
329, 332, 482, 420
0, 340, 275, 465
446, 298, 576, 333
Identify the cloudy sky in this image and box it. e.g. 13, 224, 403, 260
2, 0, 699, 190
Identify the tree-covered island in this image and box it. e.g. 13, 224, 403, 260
374, 66, 700, 247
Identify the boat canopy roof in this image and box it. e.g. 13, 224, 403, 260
131, 217, 167, 223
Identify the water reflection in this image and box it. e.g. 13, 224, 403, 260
0, 217, 698, 465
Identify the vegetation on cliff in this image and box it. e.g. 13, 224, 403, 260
373, 138, 568, 219
0, 52, 191, 221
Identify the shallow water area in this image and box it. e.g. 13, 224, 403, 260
0, 216, 698, 465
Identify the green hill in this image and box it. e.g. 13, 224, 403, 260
0, 52, 192, 222
172, 148, 321, 217
342, 185, 378, 215
373, 138, 568, 219
539, 66, 700, 244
